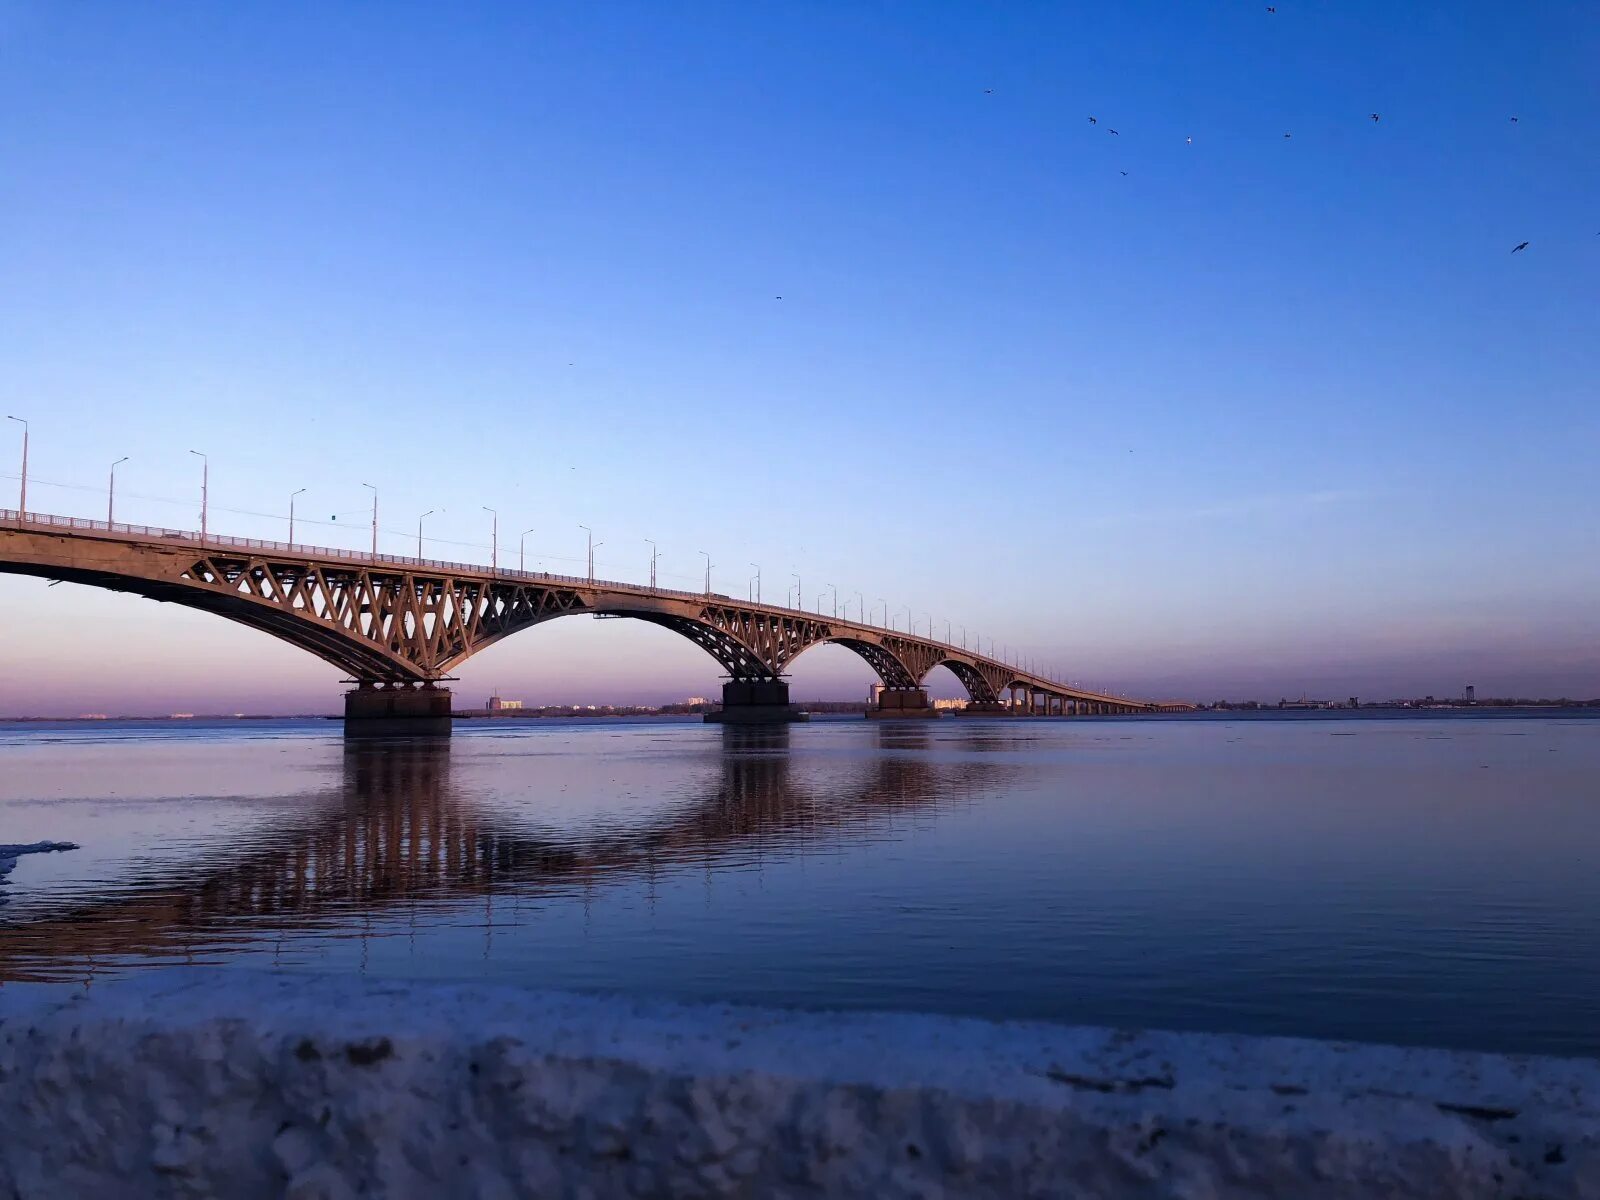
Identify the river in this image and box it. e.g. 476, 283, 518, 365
2, 711, 1597, 1056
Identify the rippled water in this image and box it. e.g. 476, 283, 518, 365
2, 713, 1598, 1056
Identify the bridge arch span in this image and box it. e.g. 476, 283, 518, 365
1, 514, 1190, 725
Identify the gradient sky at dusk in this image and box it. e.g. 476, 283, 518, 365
2, 1, 1597, 715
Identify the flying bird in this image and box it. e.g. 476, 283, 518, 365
1511, 242, 1529, 253
1107, 128, 1120, 135
1369, 113, 1380, 122
1266, 4, 1276, 11
1509, 116, 1519, 123
1120, 170, 1129, 176
1185, 135, 1193, 144
775, 295, 783, 300
984, 89, 994, 95
1087, 116, 1097, 124
1283, 132, 1292, 138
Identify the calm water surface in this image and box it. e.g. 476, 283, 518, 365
2, 713, 1597, 1057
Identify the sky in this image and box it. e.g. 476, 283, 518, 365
1, 0, 1597, 715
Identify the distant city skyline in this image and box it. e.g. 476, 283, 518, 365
2, 2, 1596, 714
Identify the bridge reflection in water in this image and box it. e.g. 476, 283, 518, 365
0, 725, 1017, 984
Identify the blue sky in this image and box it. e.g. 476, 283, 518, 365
1, 1, 1597, 713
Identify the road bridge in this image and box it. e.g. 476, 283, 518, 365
0, 509, 1191, 733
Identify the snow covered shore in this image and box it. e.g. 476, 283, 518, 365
1, 970, 1596, 1197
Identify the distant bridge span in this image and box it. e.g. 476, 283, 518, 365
0, 510, 1192, 729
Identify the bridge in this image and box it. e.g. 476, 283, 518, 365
0, 509, 1191, 733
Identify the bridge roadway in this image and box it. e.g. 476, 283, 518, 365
0, 509, 1191, 732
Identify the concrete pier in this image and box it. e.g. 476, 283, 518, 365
866, 686, 937, 719
343, 683, 453, 738
703, 679, 807, 724
960, 700, 1009, 716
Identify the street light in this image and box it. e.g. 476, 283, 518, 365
190, 451, 209, 542
483, 506, 498, 571
5, 416, 27, 517
417, 510, 434, 559
360, 482, 377, 558
520, 528, 535, 573
750, 563, 760, 604
106, 457, 128, 524
791, 573, 801, 610
699, 550, 712, 595
828, 583, 838, 618
580, 525, 595, 582
856, 592, 864, 624
288, 488, 306, 545
646, 539, 659, 590
876, 598, 887, 628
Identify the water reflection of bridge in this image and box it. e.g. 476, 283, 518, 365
0, 725, 1019, 981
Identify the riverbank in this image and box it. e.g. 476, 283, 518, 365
1, 970, 1594, 1197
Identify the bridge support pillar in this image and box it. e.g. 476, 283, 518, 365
704, 680, 806, 724
866, 687, 936, 720
960, 700, 1008, 716
344, 682, 453, 738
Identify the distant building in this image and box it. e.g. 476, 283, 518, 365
868, 683, 885, 704
932, 697, 966, 711
685, 697, 708, 707
486, 695, 523, 713
1465, 685, 1476, 703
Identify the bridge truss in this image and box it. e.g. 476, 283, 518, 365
0, 511, 1188, 714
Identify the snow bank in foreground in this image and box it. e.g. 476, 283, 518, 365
1, 970, 1596, 1198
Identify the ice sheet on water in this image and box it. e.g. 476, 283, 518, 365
0, 842, 79, 892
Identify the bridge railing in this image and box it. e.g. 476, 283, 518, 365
0, 507, 722, 602
0, 508, 1168, 708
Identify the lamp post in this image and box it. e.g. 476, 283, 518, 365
190, 451, 209, 542
6, 415, 27, 517
107, 456, 127, 524
699, 550, 712, 595
750, 563, 760, 604
580, 525, 594, 582
520, 528, 535, 573
826, 583, 837, 618
791, 573, 801, 610
483, 507, 498, 571
288, 488, 305, 545
417, 510, 434, 559
360, 482, 377, 558
902, 606, 913, 634
876, 598, 887, 628
646, 539, 658, 591
856, 592, 864, 624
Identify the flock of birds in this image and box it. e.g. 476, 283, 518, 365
978, 8, 1557, 257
